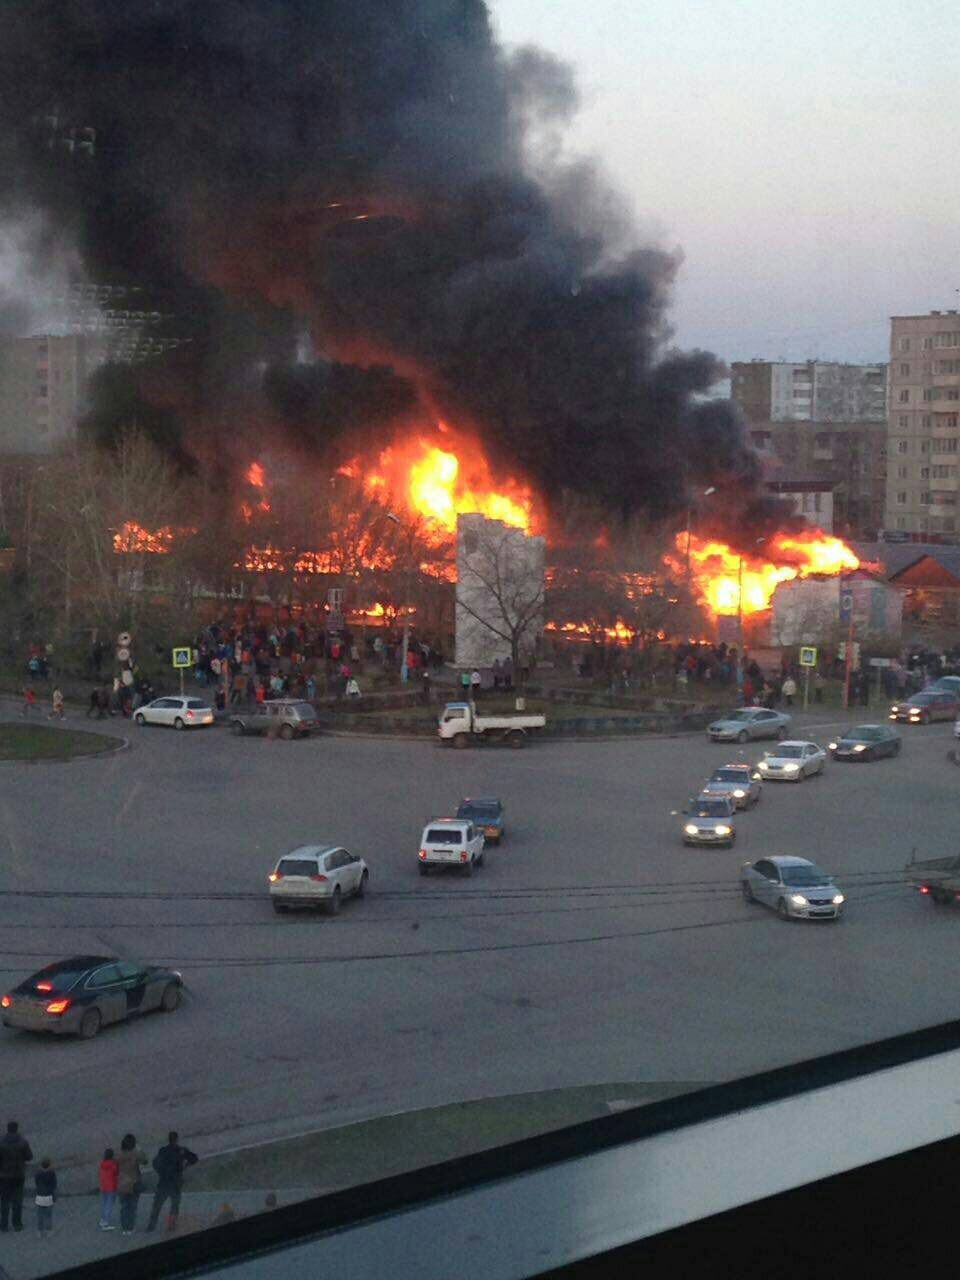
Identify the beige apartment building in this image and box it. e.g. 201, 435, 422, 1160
0, 334, 109, 455
885, 311, 960, 541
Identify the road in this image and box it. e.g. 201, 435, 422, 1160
1, 707, 957, 1174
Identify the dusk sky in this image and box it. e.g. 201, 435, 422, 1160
494, 0, 958, 368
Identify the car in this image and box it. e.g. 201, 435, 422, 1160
682, 796, 736, 847
1, 955, 183, 1040
706, 708, 792, 743
931, 675, 960, 696
134, 696, 214, 730
756, 741, 826, 782
828, 724, 901, 761
701, 764, 762, 809
268, 845, 368, 915
231, 700, 319, 739
456, 797, 505, 844
889, 691, 960, 724
418, 818, 485, 876
741, 856, 845, 921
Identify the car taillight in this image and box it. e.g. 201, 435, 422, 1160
268, 872, 281, 882
919, 885, 930, 894
419, 849, 427, 859
460, 852, 467, 863
1, 995, 10, 1009
46, 998, 71, 1015
186, 710, 194, 719
310, 874, 328, 882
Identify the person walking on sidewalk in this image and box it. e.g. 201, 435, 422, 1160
48, 688, 65, 720
34, 1158, 56, 1237
98, 1147, 119, 1230
145, 1132, 198, 1233
117, 1134, 147, 1236
20, 687, 37, 719
0, 1120, 33, 1232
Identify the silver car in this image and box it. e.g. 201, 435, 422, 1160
701, 763, 762, 809
756, 741, 826, 782
135, 696, 214, 730
269, 845, 369, 915
741, 855, 845, 921
707, 708, 791, 743
682, 796, 736, 847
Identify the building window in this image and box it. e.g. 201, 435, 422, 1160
921, 467, 930, 479
936, 360, 960, 374
899, 338, 911, 351
896, 466, 908, 479
932, 465, 956, 479
919, 519, 928, 532
896, 492, 907, 505
943, 414, 960, 428
945, 518, 957, 532
900, 363, 911, 376
896, 440, 909, 453
935, 332, 960, 347
922, 415, 932, 428
898, 415, 909, 428
924, 337, 934, 350
932, 438, 959, 453
920, 492, 932, 505
921, 439, 932, 452
899, 390, 909, 402
896, 516, 906, 529
932, 492, 958, 506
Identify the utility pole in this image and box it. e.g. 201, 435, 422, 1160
387, 512, 413, 683
736, 552, 744, 701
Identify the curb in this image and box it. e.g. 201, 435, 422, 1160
0, 725, 131, 766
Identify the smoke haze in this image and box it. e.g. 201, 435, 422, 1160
0, 0, 780, 537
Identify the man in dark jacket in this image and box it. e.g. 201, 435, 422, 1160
145, 1132, 198, 1233
0, 1120, 33, 1232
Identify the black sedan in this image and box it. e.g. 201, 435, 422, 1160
1, 955, 183, 1040
828, 724, 901, 762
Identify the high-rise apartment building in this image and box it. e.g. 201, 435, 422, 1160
0, 334, 109, 455
731, 360, 888, 539
885, 311, 960, 541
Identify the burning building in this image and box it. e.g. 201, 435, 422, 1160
771, 574, 903, 647
455, 513, 545, 669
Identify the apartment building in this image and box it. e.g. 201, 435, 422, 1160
0, 334, 112, 455
731, 360, 888, 539
885, 311, 960, 541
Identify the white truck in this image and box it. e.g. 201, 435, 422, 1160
437, 700, 546, 749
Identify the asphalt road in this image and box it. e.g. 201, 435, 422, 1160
1, 706, 958, 1176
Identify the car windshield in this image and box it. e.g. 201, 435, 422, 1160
293, 703, 316, 716
910, 694, 934, 705
457, 803, 500, 821
771, 745, 803, 758
277, 859, 319, 876
723, 711, 752, 722
712, 769, 748, 781
781, 866, 831, 887
692, 801, 730, 818
852, 727, 883, 741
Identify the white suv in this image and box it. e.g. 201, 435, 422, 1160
269, 845, 368, 915
418, 819, 485, 877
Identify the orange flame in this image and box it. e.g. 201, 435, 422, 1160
668, 530, 860, 618
112, 521, 173, 554
247, 462, 265, 487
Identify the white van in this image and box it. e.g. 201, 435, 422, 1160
418, 818, 485, 877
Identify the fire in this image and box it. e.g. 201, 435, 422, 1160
670, 530, 861, 618
247, 462, 265, 487
346, 429, 536, 542
112, 521, 173, 554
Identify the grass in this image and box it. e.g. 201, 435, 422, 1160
0, 723, 118, 762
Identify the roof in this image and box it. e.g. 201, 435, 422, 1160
425, 817, 471, 826
283, 845, 338, 858
40, 955, 114, 970
768, 856, 814, 866
771, 741, 816, 748
850, 541, 960, 581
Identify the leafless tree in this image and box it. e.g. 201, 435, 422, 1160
456, 519, 545, 678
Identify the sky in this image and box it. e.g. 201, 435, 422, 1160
493, 0, 960, 368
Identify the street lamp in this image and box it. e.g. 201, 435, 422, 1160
386, 512, 413, 684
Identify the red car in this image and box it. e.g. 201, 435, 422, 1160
889, 690, 960, 724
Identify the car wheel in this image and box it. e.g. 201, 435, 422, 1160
79, 1008, 101, 1039
737, 730, 748, 744
174, 717, 185, 730
357, 869, 369, 899
508, 729, 526, 748
231, 720, 244, 736
742, 881, 755, 903
476, 849, 484, 866
327, 886, 342, 916
280, 723, 294, 741
452, 733, 469, 750
464, 858, 474, 877
160, 983, 180, 1013
777, 898, 791, 922
135, 713, 146, 726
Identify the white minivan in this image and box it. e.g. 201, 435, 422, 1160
418, 818, 485, 876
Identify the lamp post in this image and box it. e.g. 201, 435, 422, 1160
386, 512, 412, 684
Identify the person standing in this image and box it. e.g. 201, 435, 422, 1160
470, 668, 482, 700
781, 675, 797, 707
98, 1147, 119, 1230
0, 1120, 33, 1232
460, 668, 471, 696
34, 1157, 56, 1238
814, 670, 825, 703
20, 687, 36, 718
145, 1132, 198, 1233
48, 687, 65, 720
116, 1134, 147, 1236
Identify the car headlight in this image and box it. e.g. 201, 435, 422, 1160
832, 893, 845, 905
784, 763, 799, 773
733, 789, 745, 798
853, 744, 867, 752
684, 824, 698, 835
891, 706, 899, 713
758, 760, 768, 770
790, 894, 808, 906
715, 825, 732, 836
828, 741, 838, 750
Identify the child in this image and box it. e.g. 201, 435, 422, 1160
35, 1157, 57, 1236
99, 1147, 119, 1230
49, 688, 65, 720
21, 686, 37, 718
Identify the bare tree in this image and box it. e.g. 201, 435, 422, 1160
456, 519, 545, 678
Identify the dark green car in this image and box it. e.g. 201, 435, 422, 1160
828, 724, 901, 761
456, 797, 505, 844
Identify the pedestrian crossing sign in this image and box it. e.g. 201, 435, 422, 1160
799, 646, 817, 667
172, 647, 192, 668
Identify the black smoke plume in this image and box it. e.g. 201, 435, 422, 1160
0, 0, 785, 541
